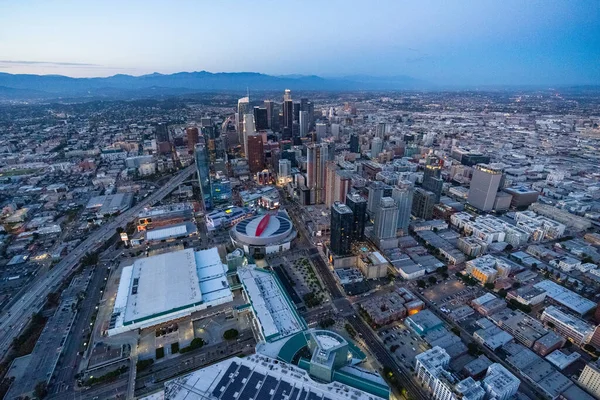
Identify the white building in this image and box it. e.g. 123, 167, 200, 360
482, 363, 520, 400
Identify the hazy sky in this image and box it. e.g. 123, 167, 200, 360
0, 0, 598, 85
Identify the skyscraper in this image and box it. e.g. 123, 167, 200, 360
253, 107, 268, 131
373, 197, 399, 241
279, 159, 291, 178
195, 141, 212, 211
334, 170, 352, 206
324, 161, 338, 207
306, 143, 328, 204
371, 137, 383, 159
155, 122, 170, 143
345, 192, 367, 241
316, 123, 327, 142
299, 111, 309, 137
237, 96, 250, 134
243, 113, 256, 157
367, 181, 392, 217
330, 202, 353, 256
246, 134, 264, 173
283, 89, 293, 132
412, 188, 436, 219
263, 100, 275, 129
349, 133, 359, 153
468, 164, 503, 211
422, 163, 443, 203
186, 127, 199, 152
393, 181, 414, 236
376, 122, 386, 139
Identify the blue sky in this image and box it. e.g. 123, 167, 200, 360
0, 0, 598, 85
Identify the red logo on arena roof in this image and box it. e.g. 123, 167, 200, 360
255, 214, 271, 237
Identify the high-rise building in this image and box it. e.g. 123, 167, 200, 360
186, 127, 199, 152
412, 188, 436, 219
325, 162, 338, 207
299, 111, 309, 137
243, 113, 256, 157
195, 141, 212, 211
393, 181, 414, 236
330, 202, 353, 256
468, 164, 503, 211
376, 122, 386, 139
316, 123, 327, 142
293, 102, 301, 123
579, 361, 600, 398
346, 192, 367, 241
283, 89, 294, 132
371, 137, 383, 159
155, 122, 170, 143
237, 96, 250, 134
306, 143, 328, 204
279, 159, 291, 178
334, 170, 352, 206
331, 123, 341, 139
373, 197, 399, 241
423, 163, 443, 203
367, 181, 392, 216
263, 100, 275, 129
253, 107, 268, 131
349, 133, 360, 153
246, 134, 264, 174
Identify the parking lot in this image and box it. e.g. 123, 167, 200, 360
422, 278, 483, 309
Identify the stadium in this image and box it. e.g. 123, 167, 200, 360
230, 213, 297, 256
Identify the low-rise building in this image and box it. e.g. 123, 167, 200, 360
540, 306, 595, 345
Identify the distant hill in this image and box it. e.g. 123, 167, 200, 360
0, 71, 430, 99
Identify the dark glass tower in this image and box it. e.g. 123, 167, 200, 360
253, 107, 269, 131
195, 140, 212, 211
330, 202, 354, 256
345, 192, 367, 241
349, 133, 359, 153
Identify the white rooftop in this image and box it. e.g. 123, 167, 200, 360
237, 266, 303, 341
534, 280, 596, 314
146, 224, 188, 241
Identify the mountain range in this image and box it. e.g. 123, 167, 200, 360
0, 71, 427, 100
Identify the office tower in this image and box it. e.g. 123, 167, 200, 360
325, 162, 338, 207
468, 164, 503, 211
422, 163, 443, 203
300, 97, 309, 112
349, 133, 360, 153
371, 137, 383, 158
201, 117, 212, 128
283, 90, 293, 131
334, 170, 352, 206
412, 188, 436, 219
393, 181, 414, 236
237, 96, 250, 133
293, 102, 300, 123
243, 113, 256, 157
330, 202, 353, 256
306, 143, 328, 204
264, 100, 275, 129
316, 123, 327, 142
253, 107, 268, 131
195, 142, 212, 211
279, 159, 291, 178
211, 176, 232, 205
331, 123, 340, 139
186, 127, 199, 152
580, 361, 600, 398
376, 122, 386, 139
308, 102, 315, 127
299, 111, 309, 137
373, 197, 399, 241
367, 181, 391, 216
155, 122, 169, 143
346, 192, 367, 241
246, 134, 264, 173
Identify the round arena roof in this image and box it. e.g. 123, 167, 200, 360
233, 214, 293, 246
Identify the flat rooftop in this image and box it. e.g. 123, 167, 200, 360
534, 280, 596, 315
162, 354, 384, 400
237, 266, 305, 342
109, 248, 232, 335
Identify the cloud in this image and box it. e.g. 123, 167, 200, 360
0, 60, 100, 67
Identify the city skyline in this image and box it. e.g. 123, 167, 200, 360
0, 0, 598, 85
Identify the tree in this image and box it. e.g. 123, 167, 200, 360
34, 382, 48, 399
417, 280, 426, 288
512, 282, 521, 289
484, 283, 495, 290
223, 329, 239, 340
467, 343, 480, 356
116, 227, 124, 234
505, 244, 514, 251
428, 276, 437, 285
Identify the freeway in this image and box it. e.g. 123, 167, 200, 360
0, 164, 196, 360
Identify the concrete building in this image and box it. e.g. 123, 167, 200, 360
373, 197, 399, 248
358, 251, 390, 280
406, 310, 444, 336
412, 188, 436, 219
579, 361, 600, 399
330, 202, 354, 256
392, 181, 414, 236
468, 164, 503, 211
540, 306, 595, 345
482, 363, 520, 400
